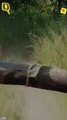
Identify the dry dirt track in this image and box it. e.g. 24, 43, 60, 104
0, 85, 67, 120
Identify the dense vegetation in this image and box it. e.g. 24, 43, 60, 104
0, 0, 67, 68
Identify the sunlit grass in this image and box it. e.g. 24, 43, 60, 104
31, 27, 67, 69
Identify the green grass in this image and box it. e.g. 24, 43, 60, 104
31, 26, 67, 69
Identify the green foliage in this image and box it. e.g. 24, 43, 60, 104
0, 0, 67, 64
31, 23, 67, 69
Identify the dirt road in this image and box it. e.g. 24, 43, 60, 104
0, 85, 67, 120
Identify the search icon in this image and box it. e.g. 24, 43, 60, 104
1, 2, 11, 15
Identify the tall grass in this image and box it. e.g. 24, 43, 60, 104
31, 25, 67, 69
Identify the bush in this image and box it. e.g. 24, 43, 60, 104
31, 26, 67, 69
